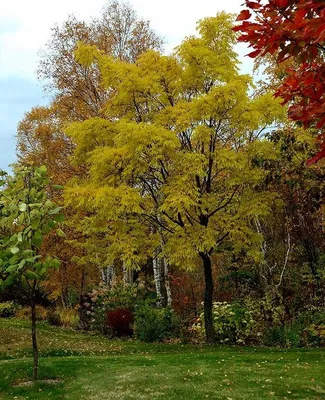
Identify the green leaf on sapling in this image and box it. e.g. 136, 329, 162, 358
56, 228, 66, 238
10, 247, 20, 255
19, 203, 27, 212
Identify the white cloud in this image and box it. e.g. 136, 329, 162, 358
131, 0, 243, 48
0, 0, 104, 78
0, 0, 246, 79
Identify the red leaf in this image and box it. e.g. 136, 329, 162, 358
294, 8, 307, 26
246, 1, 262, 9
284, 76, 299, 89
232, 25, 244, 32
236, 10, 251, 21
316, 115, 325, 129
247, 49, 261, 58
316, 27, 325, 42
273, 0, 289, 7
306, 147, 325, 166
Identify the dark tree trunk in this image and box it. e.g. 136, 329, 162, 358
31, 290, 38, 381
303, 239, 323, 304
200, 252, 216, 344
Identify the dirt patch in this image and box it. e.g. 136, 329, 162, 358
13, 378, 62, 387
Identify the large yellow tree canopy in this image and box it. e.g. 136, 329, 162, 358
65, 12, 285, 270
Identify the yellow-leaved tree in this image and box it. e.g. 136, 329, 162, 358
66, 12, 285, 343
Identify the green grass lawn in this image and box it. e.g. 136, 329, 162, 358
0, 319, 324, 399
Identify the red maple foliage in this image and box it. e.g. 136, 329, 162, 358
233, 0, 325, 164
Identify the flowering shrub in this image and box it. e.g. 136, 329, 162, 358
192, 299, 325, 347
244, 295, 285, 328
193, 302, 255, 344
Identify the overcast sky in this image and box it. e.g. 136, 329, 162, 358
0, 0, 251, 171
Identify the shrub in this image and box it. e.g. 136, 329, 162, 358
192, 298, 325, 347
301, 324, 325, 347
285, 323, 302, 348
58, 308, 79, 328
243, 295, 285, 329
239, 296, 288, 345
15, 305, 47, 320
0, 301, 19, 318
106, 308, 133, 337
262, 322, 304, 348
294, 307, 325, 347
263, 326, 287, 347
47, 308, 79, 328
47, 309, 61, 326
78, 293, 92, 331
296, 308, 325, 327
193, 302, 255, 344
80, 282, 148, 333
260, 306, 325, 347
134, 301, 179, 342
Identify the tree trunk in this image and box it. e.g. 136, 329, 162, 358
123, 265, 133, 285
302, 239, 323, 304
153, 252, 172, 307
100, 266, 116, 287
163, 257, 172, 307
200, 252, 216, 344
155, 214, 172, 307
60, 262, 68, 308
153, 256, 163, 307
60, 292, 66, 309
31, 293, 38, 381
80, 269, 86, 301
107, 266, 116, 287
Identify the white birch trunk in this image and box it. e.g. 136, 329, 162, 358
100, 268, 106, 285
153, 254, 163, 307
157, 213, 173, 307
162, 257, 172, 307
100, 266, 116, 286
123, 265, 133, 285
